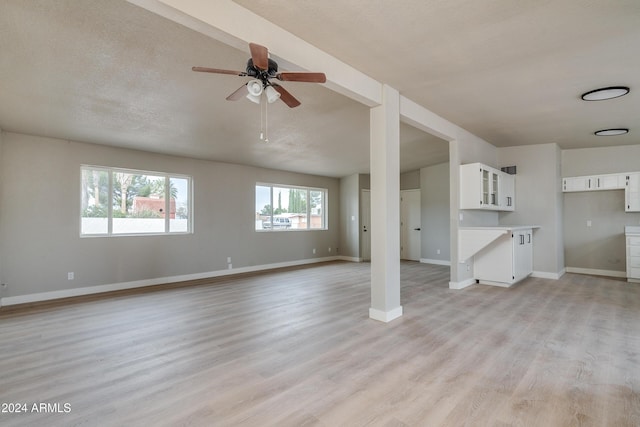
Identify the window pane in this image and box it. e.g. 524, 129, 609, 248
112, 172, 165, 234
255, 185, 272, 230
256, 184, 327, 231
81, 168, 109, 234
269, 186, 295, 230
310, 190, 325, 229
285, 187, 307, 229
170, 177, 190, 233
81, 166, 192, 237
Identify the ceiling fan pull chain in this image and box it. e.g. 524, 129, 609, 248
259, 94, 265, 141
264, 96, 269, 143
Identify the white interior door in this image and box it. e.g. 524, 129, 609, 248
361, 189, 371, 261
401, 189, 421, 261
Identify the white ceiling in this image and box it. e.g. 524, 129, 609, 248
1, 1, 638, 178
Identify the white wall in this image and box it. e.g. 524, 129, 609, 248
420, 162, 450, 264
400, 170, 420, 190
562, 145, 640, 176
0, 132, 340, 299
339, 173, 360, 259
498, 143, 564, 277
562, 145, 640, 274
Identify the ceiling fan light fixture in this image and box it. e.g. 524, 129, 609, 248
246, 92, 261, 104
594, 128, 629, 136
265, 85, 281, 104
246, 79, 263, 103
581, 86, 630, 101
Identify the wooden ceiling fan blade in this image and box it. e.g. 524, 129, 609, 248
271, 84, 301, 108
192, 66, 247, 76
226, 84, 248, 101
276, 72, 326, 83
249, 43, 269, 70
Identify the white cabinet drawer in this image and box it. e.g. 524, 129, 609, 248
628, 236, 640, 246
630, 246, 640, 257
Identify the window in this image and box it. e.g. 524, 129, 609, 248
81, 166, 191, 236
255, 183, 327, 231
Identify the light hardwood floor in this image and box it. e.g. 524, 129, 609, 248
1, 261, 639, 426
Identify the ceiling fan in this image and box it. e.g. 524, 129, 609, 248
192, 42, 326, 108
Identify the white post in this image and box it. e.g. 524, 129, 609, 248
369, 84, 402, 322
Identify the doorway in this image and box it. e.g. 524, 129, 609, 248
361, 189, 371, 261
401, 189, 421, 261
361, 189, 422, 262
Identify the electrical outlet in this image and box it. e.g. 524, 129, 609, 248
328, 247, 332, 252
587, 220, 592, 227
227, 263, 232, 270
68, 272, 74, 280
227, 257, 232, 263
0, 283, 7, 295
437, 249, 441, 255
312, 248, 316, 254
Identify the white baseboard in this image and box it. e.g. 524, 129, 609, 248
337, 255, 363, 262
369, 306, 403, 323
477, 279, 512, 288
0, 256, 341, 307
449, 278, 476, 290
420, 258, 451, 266
447, 269, 569, 290
531, 268, 566, 280
565, 267, 626, 278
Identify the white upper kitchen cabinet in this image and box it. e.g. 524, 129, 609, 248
562, 173, 626, 192
460, 163, 515, 212
626, 173, 640, 212
563, 171, 639, 212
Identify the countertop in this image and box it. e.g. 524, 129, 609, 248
459, 225, 540, 231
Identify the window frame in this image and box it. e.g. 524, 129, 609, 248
80, 165, 193, 237
255, 182, 328, 232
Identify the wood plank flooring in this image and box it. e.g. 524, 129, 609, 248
1, 261, 640, 426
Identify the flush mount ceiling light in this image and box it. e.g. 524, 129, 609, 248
581, 86, 630, 101
594, 128, 629, 136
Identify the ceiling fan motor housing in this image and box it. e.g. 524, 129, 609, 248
247, 58, 279, 80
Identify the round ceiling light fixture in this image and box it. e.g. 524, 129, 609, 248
594, 128, 629, 136
581, 86, 630, 101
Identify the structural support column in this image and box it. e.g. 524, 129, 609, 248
369, 85, 402, 322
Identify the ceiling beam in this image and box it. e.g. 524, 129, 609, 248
128, 0, 476, 143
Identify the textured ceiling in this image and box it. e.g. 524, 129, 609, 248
1, 0, 638, 179
236, 0, 640, 149
0, 0, 447, 177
